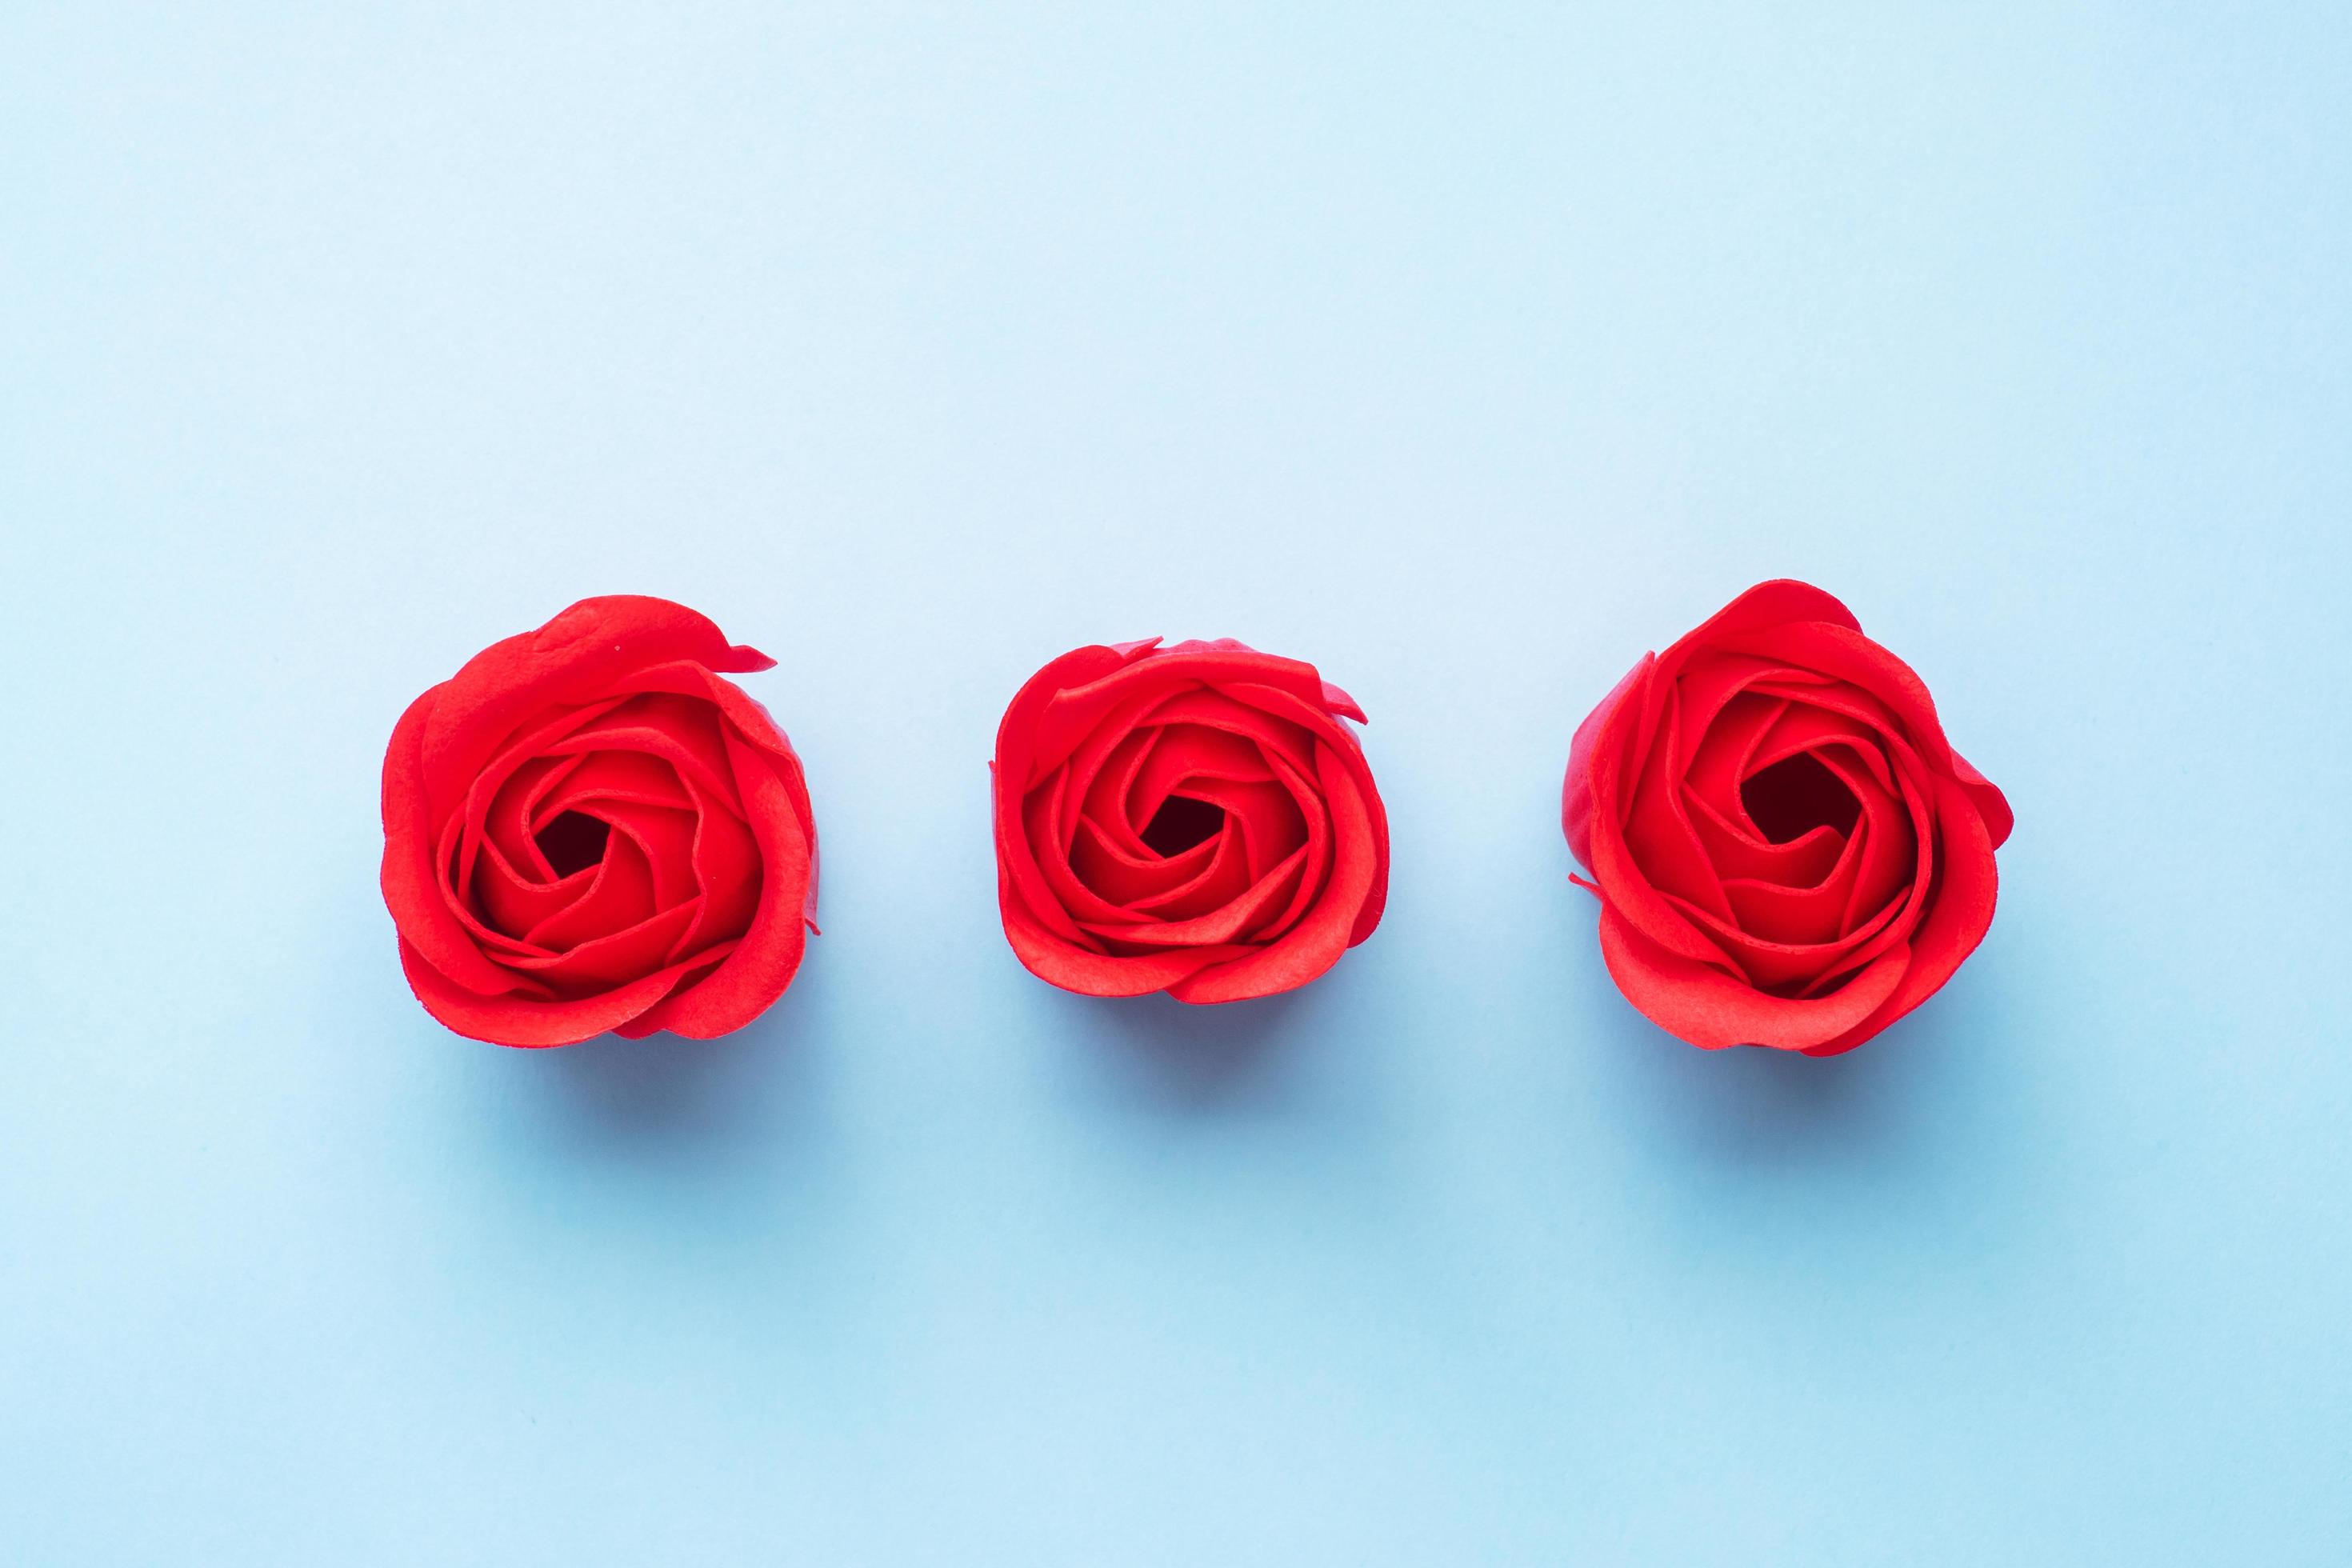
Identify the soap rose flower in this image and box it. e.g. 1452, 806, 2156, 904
993, 638, 1389, 1003
1562, 581, 2012, 1055
381, 596, 818, 1047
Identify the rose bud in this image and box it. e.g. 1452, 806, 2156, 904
992, 638, 1390, 1003
380, 596, 817, 1047
1563, 580, 2012, 1055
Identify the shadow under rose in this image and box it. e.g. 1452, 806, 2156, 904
1582, 950, 2026, 1193
1058, 985, 1322, 1112
487, 955, 836, 1163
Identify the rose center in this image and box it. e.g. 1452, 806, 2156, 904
536, 810, 610, 877
1740, 751, 1860, 843
1140, 794, 1226, 857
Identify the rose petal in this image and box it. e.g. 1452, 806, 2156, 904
414, 596, 769, 822
1579, 667, 1742, 972
1214, 682, 1387, 946
1081, 845, 1310, 948
1624, 682, 1735, 920
1681, 691, 1790, 825
1070, 812, 1221, 910
478, 752, 590, 884
1250, 746, 1334, 942
994, 645, 1138, 794
1074, 722, 1166, 863
398, 935, 690, 1047
1656, 580, 1863, 674
1124, 723, 1278, 829
1000, 876, 1247, 995
382, 686, 542, 995
1949, 746, 2014, 850
1802, 772, 2002, 1055
1716, 620, 1960, 778
621, 730, 812, 1039
537, 748, 696, 814
1596, 908, 1912, 1050
1127, 821, 1256, 920
1140, 689, 1319, 779
673, 771, 762, 956
1682, 785, 1849, 888
546, 692, 745, 816
1169, 742, 1376, 1002
1810, 747, 1918, 934
508, 898, 706, 994
1028, 647, 1334, 782
1563, 657, 1649, 872
578, 797, 701, 912
1176, 776, 1307, 885
469, 834, 596, 941
522, 830, 658, 952
458, 705, 622, 886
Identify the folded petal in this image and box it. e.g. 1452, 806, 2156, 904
1597, 909, 1910, 1051
398, 936, 679, 1047
1001, 872, 1246, 995
1563, 657, 1649, 872
621, 731, 813, 1039
1170, 742, 1377, 1002
382, 686, 530, 995
414, 596, 768, 819
1803, 773, 2001, 1055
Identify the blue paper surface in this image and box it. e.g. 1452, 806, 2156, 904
3, 4, 2347, 1562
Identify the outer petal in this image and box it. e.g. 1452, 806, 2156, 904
1802, 773, 2002, 1055
398, 936, 682, 1048
382, 683, 529, 996
621, 728, 814, 1039
1655, 580, 1862, 677
1563, 657, 1648, 873
1213, 682, 1388, 946
416, 596, 770, 822
991, 645, 1142, 948
995, 643, 1166, 794
1596, 910, 1911, 1051
1026, 646, 1330, 782
1001, 878, 1246, 995
1168, 742, 1378, 1003
1949, 746, 2014, 850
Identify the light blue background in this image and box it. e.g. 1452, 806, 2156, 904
5, 3, 2347, 1562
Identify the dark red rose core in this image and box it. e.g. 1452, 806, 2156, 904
992, 638, 1390, 1003
1562, 581, 2013, 1054
380, 596, 817, 1047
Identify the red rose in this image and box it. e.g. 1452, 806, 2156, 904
1562, 581, 2013, 1055
380, 596, 818, 1047
992, 638, 1390, 1002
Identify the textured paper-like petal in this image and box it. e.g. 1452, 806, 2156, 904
992, 638, 1388, 1002
1080, 846, 1310, 948
1597, 910, 1911, 1052
1128, 822, 1256, 920
1167, 744, 1378, 1003
415, 597, 769, 821
1802, 773, 2002, 1055
399, 936, 688, 1047
621, 730, 814, 1040
1001, 874, 1247, 995
1563, 658, 1649, 873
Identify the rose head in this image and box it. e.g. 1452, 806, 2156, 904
381, 596, 817, 1047
993, 638, 1390, 1003
1562, 581, 2012, 1054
